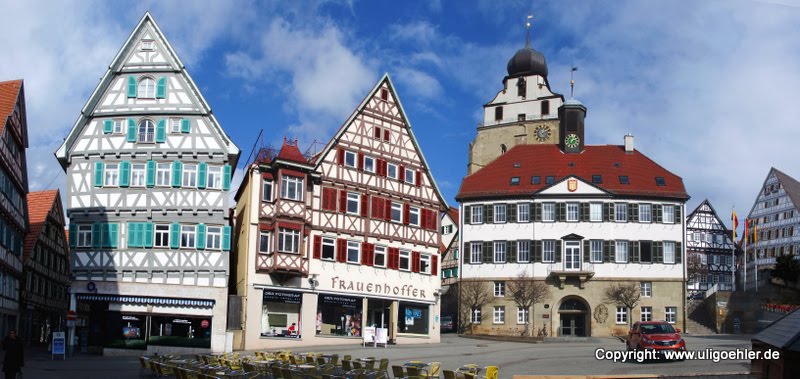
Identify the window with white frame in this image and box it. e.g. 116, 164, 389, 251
517, 203, 530, 222
665, 306, 677, 323
517, 307, 528, 324
664, 241, 676, 264
104, 163, 119, 186
543, 240, 555, 262
405, 168, 415, 184
141, 40, 154, 50
641, 306, 652, 322
182, 164, 198, 188
259, 232, 271, 253
77, 225, 92, 248
639, 204, 652, 222
471, 205, 483, 224
590, 203, 602, 221
470, 242, 482, 264
615, 240, 629, 263
156, 163, 170, 186
262, 181, 273, 202
590, 240, 603, 262
493, 306, 505, 324
494, 204, 506, 223
138, 119, 155, 143
363, 156, 375, 173
663, 205, 675, 223
517, 240, 531, 262
615, 203, 628, 222
207, 166, 222, 189
420, 253, 431, 274
542, 203, 555, 222
566, 202, 579, 222
346, 240, 360, 263
169, 118, 181, 133
373, 245, 386, 267
616, 306, 627, 324
113, 119, 124, 134
138, 78, 156, 98
321, 237, 335, 260
471, 308, 481, 323
641, 282, 652, 297
387, 163, 398, 180
206, 226, 222, 250
180, 225, 196, 248
344, 151, 357, 168
278, 227, 300, 254
409, 206, 420, 226
131, 163, 146, 187
391, 202, 402, 223
494, 241, 506, 263
494, 281, 505, 297
154, 224, 170, 248
442, 225, 453, 235
281, 176, 304, 201
399, 250, 411, 271
346, 192, 359, 214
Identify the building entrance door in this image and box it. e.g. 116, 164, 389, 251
366, 299, 391, 329
558, 297, 589, 337
565, 241, 581, 270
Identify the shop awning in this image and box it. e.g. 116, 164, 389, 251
76, 294, 215, 308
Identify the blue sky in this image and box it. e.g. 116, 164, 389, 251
2, 0, 800, 233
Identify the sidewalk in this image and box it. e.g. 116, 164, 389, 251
9, 346, 141, 379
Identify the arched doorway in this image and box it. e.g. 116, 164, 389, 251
558, 296, 591, 337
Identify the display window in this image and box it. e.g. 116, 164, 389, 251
261, 290, 302, 338
316, 294, 362, 337
149, 316, 211, 348
398, 302, 429, 335
104, 312, 147, 350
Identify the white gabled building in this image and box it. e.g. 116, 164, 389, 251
685, 199, 738, 293
55, 13, 240, 354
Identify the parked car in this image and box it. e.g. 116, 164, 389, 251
626, 321, 686, 359
440, 316, 455, 333
687, 292, 703, 300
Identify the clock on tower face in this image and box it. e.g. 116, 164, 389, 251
565, 134, 580, 148
535, 125, 551, 142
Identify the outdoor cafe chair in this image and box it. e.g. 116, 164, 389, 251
478, 366, 498, 379
352, 361, 363, 370
391, 365, 406, 379
405, 366, 423, 379
421, 362, 440, 379
442, 370, 457, 379
342, 360, 353, 371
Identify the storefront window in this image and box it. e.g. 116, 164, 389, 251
261, 290, 302, 338
398, 302, 429, 335
316, 294, 362, 337
104, 312, 146, 350
149, 316, 212, 348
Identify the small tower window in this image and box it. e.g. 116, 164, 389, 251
518, 114, 526, 121
501, 144, 507, 154
517, 77, 526, 97
541, 100, 550, 116
380, 89, 388, 101
138, 77, 156, 98
495, 106, 503, 121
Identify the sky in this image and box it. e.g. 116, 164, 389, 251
1, 0, 800, 234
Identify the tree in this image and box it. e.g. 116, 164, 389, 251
506, 272, 551, 337
604, 282, 641, 328
772, 254, 800, 284
458, 280, 491, 334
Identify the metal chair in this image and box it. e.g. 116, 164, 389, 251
422, 363, 440, 379
442, 370, 457, 379
391, 366, 406, 379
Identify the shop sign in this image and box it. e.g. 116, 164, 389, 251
320, 294, 360, 309
263, 290, 302, 304
329, 276, 429, 299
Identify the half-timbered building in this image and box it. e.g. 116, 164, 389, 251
685, 199, 737, 293
21, 190, 70, 347
440, 207, 460, 325
0, 79, 30, 339
232, 75, 447, 349
55, 13, 240, 354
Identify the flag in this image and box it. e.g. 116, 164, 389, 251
731, 210, 738, 240
744, 218, 749, 243
753, 223, 758, 244
571, 66, 578, 72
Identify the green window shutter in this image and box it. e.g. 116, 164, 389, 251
534, 240, 542, 262
156, 77, 167, 99
630, 204, 639, 223
197, 162, 208, 189
508, 204, 517, 223
103, 120, 113, 134
109, 223, 118, 248
94, 162, 104, 187
222, 226, 232, 251
507, 241, 517, 263
555, 240, 562, 262
483, 241, 493, 263
654, 241, 663, 263
146, 160, 156, 188
222, 164, 232, 191
127, 76, 137, 98
557, 203, 566, 222
156, 119, 166, 142
68, 225, 76, 249
92, 223, 101, 248
119, 161, 130, 187
580, 203, 590, 222
676, 242, 682, 263
170, 223, 180, 249
654, 205, 663, 223
127, 223, 138, 248
196, 224, 206, 250
675, 206, 682, 222
484, 205, 493, 224
181, 118, 191, 133
583, 240, 590, 262
604, 203, 613, 222
126, 118, 137, 142
604, 241, 614, 263
171, 161, 182, 188
534, 203, 542, 222
464, 206, 471, 225
631, 242, 640, 263
144, 223, 154, 248
101, 223, 109, 248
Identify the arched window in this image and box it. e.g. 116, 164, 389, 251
501, 144, 507, 154
138, 77, 156, 98
138, 119, 155, 143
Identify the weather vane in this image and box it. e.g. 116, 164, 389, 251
570, 66, 578, 99
525, 15, 533, 47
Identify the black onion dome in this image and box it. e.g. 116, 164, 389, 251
506, 43, 548, 78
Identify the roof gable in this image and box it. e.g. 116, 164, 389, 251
0, 79, 25, 141
23, 190, 63, 262
538, 175, 608, 196
746, 167, 800, 219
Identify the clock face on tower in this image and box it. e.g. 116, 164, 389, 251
535, 125, 551, 142
565, 134, 580, 148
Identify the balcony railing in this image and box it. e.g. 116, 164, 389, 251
546, 262, 595, 289
256, 251, 308, 277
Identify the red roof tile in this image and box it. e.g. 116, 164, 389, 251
276, 139, 307, 164
23, 190, 60, 262
446, 206, 459, 223
456, 144, 688, 200
0, 80, 23, 133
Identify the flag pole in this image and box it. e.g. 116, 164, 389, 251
744, 219, 747, 292
755, 223, 759, 292
732, 207, 736, 292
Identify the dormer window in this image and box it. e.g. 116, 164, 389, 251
655, 177, 666, 186
141, 40, 154, 51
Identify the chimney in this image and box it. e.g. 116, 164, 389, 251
624, 134, 634, 153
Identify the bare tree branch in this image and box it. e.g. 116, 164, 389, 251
506, 272, 551, 336
458, 281, 491, 334
603, 282, 641, 327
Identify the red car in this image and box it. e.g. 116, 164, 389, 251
626, 321, 686, 358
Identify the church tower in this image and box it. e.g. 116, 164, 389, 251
467, 18, 564, 174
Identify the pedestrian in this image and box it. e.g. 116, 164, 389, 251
2, 330, 23, 379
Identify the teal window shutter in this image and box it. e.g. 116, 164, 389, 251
171, 161, 182, 187
94, 162, 104, 187
127, 223, 137, 248
181, 118, 191, 133
144, 223, 154, 248
127, 76, 137, 98
222, 225, 231, 251
101, 223, 109, 247
145, 160, 156, 188
196, 224, 206, 250
109, 223, 118, 248
119, 161, 130, 187
197, 162, 207, 189
156, 119, 166, 142
103, 120, 113, 134
92, 223, 102, 248
126, 118, 137, 142
156, 77, 167, 99
222, 164, 232, 191
170, 223, 180, 249
68, 225, 76, 249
